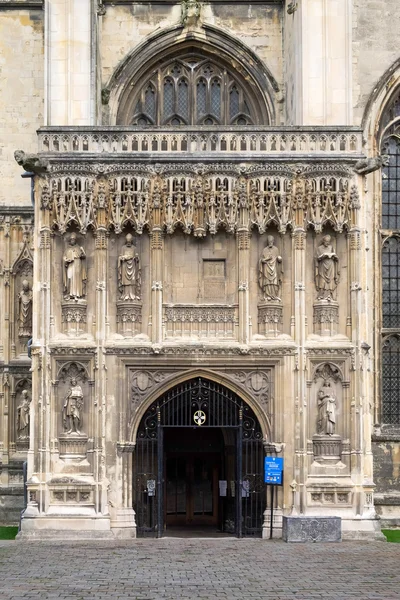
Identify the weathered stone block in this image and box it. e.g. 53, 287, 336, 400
282, 516, 341, 543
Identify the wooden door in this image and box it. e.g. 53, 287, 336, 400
165, 453, 219, 526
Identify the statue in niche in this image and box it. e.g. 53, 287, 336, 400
16, 389, 31, 440
18, 279, 33, 337
63, 233, 87, 300
315, 235, 340, 300
258, 236, 283, 301
63, 378, 84, 435
118, 234, 141, 301
317, 379, 337, 436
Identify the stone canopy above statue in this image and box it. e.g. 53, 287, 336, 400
39, 163, 360, 237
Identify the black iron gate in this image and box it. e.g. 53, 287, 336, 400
133, 377, 265, 537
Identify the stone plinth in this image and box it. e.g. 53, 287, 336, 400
313, 300, 338, 336
313, 434, 342, 461
61, 299, 87, 335
282, 516, 341, 542
117, 301, 142, 336
58, 433, 88, 459
15, 438, 29, 452
258, 301, 283, 337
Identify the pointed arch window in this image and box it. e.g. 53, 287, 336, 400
131, 56, 257, 127
381, 88, 400, 424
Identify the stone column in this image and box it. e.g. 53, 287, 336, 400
292, 213, 307, 513
31, 178, 53, 510
237, 231, 250, 346
44, 0, 96, 125
150, 178, 164, 346
94, 220, 108, 515
284, 0, 352, 125
0, 221, 10, 482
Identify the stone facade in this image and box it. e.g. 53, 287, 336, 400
0, 0, 399, 538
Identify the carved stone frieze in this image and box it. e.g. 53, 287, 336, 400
61, 300, 87, 335
58, 433, 88, 459
164, 304, 237, 339
312, 434, 342, 461
258, 302, 283, 337
40, 163, 360, 236
313, 300, 339, 336
104, 344, 296, 356
117, 302, 142, 337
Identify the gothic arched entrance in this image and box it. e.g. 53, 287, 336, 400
133, 377, 266, 538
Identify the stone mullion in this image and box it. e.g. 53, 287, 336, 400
292, 181, 307, 512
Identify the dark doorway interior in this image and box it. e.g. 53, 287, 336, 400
132, 377, 265, 538
164, 428, 228, 532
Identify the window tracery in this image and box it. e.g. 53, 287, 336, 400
380, 88, 400, 424
131, 56, 258, 127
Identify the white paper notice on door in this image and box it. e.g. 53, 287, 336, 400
219, 480, 227, 497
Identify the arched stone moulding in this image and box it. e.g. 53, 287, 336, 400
105, 24, 279, 126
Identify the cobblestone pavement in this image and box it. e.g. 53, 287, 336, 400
1, 538, 400, 600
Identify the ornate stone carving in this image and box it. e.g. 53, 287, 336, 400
353, 154, 390, 175
62, 378, 84, 435
181, 0, 201, 26
14, 150, 49, 174
312, 435, 342, 461
61, 301, 87, 335
314, 235, 339, 300
230, 370, 270, 410
116, 302, 142, 337
316, 379, 337, 436
250, 176, 293, 233
63, 234, 87, 300
42, 165, 359, 237
258, 236, 283, 301
293, 229, 305, 250
258, 303, 283, 337
40, 229, 51, 248
40, 130, 362, 161
118, 234, 141, 301
18, 280, 33, 337
313, 301, 339, 336
16, 389, 31, 442
164, 304, 238, 339
312, 363, 342, 461
130, 370, 172, 414
58, 433, 88, 459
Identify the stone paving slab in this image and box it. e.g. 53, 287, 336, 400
0, 538, 400, 599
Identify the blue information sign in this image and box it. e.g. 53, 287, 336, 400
264, 457, 284, 485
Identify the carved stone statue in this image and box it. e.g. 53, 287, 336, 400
354, 154, 390, 175
181, 0, 201, 26
14, 150, 49, 174
258, 236, 283, 301
63, 378, 84, 435
315, 235, 339, 300
18, 279, 33, 337
317, 379, 337, 435
63, 234, 87, 300
16, 389, 31, 440
118, 234, 141, 301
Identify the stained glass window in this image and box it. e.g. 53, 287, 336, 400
382, 335, 400, 424
130, 55, 256, 126
380, 88, 400, 424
